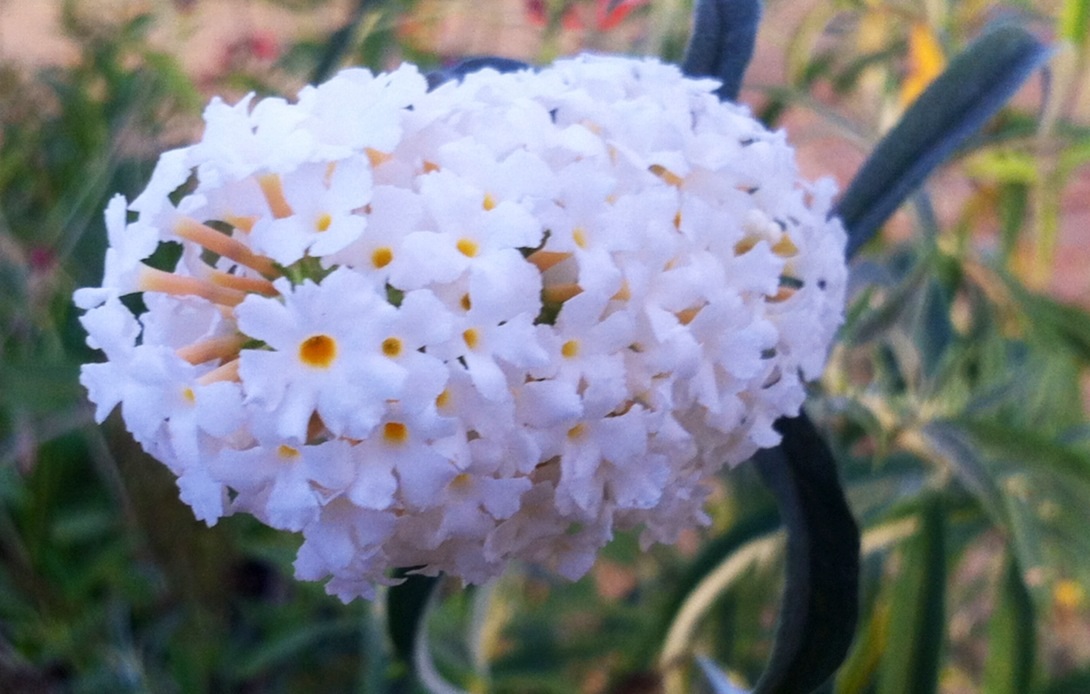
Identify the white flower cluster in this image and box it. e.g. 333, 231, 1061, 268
76, 55, 847, 600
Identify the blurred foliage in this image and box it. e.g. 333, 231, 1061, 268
1, 0, 1089, 692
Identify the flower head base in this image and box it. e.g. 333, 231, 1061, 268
76, 55, 847, 601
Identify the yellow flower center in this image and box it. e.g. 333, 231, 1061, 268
383, 422, 409, 444
372, 247, 393, 269
462, 328, 480, 350
436, 389, 452, 409
315, 213, 333, 232
772, 234, 799, 257
299, 334, 337, 368
450, 472, 473, 490
457, 238, 479, 257
277, 444, 301, 459
572, 228, 588, 249
561, 339, 580, 359
382, 337, 402, 357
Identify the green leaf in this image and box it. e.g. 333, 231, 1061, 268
876, 497, 946, 694
426, 57, 532, 90
1059, 0, 1090, 44
387, 571, 441, 667
697, 654, 752, 693
833, 582, 892, 693
916, 422, 1007, 526
964, 149, 1039, 184
682, 0, 763, 101
659, 531, 784, 692
1043, 669, 1090, 694
231, 617, 359, 680
998, 182, 1030, 260
911, 275, 955, 381
311, 0, 372, 84
1004, 278, 1090, 364
955, 418, 1090, 488
750, 413, 860, 694
982, 555, 1036, 694
838, 25, 1051, 257
842, 266, 927, 347
0, 362, 82, 412
650, 511, 780, 660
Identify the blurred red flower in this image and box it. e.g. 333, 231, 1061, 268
525, 0, 647, 32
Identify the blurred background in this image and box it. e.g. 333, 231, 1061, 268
1, 0, 1090, 692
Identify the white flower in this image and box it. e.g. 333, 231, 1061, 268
235, 268, 407, 441
247, 157, 372, 265
75, 54, 847, 601
72, 195, 158, 309
210, 438, 357, 531
296, 65, 426, 156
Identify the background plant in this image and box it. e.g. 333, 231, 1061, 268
0, 0, 1088, 692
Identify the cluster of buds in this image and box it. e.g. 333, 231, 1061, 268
76, 55, 847, 600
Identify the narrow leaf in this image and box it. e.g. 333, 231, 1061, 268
682, 0, 763, 101
751, 412, 860, 694
697, 654, 753, 694
1004, 277, 1090, 364
956, 417, 1090, 487
913, 276, 955, 380
652, 511, 780, 650
0, 362, 83, 412
387, 571, 441, 666
876, 497, 946, 694
659, 532, 783, 693
312, 0, 371, 84
982, 555, 1036, 694
833, 589, 892, 693
1043, 669, 1090, 694
426, 57, 532, 90
837, 25, 1051, 257
231, 618, 358, 679
1058, 0, 1090, 44
917, 421, 1008, 526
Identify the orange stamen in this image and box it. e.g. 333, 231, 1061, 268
611, 281, 631, 302
366, 148, 392, 167
527, 250, 572, 272
197, 359, 241, 385
767, 287, 797, 303
257, 173, 294, 219
174, 217, 279, 278
543, 283, 582, 303
176, 334, 247, 365
676, 306, 703, 325
206, 269, 278, 296
649, 164, 684, 187
223, 215, 257, 233
138, 266, 247, 306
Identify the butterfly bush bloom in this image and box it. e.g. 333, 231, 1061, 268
76, 55, 847, 600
